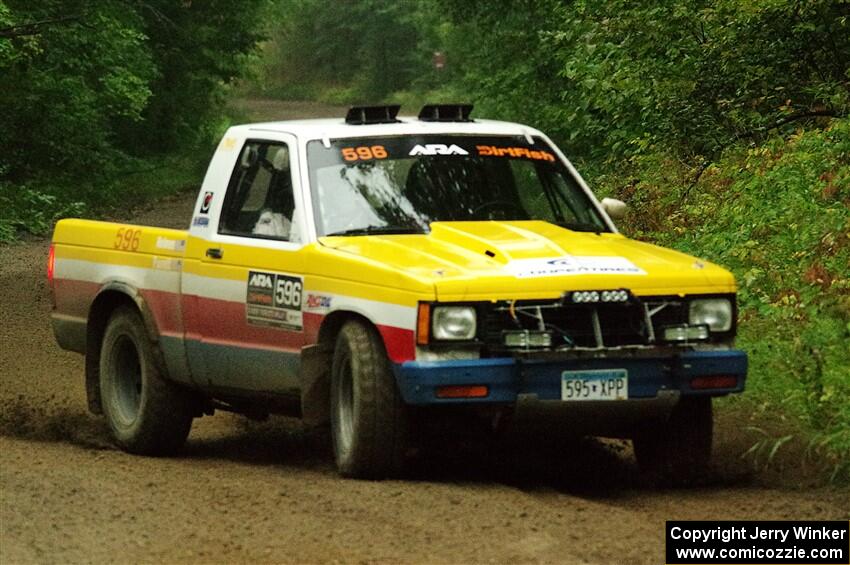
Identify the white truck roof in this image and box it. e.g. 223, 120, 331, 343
227, 117, 546, 141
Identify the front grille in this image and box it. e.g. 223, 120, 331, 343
480, 297, 688, 351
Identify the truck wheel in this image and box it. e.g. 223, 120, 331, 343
99, 306, 193, 455
330, 320, 408, 479
632, 396, 712, 485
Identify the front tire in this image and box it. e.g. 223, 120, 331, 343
99, 306, 193, 455
633, 396, 712, 485
330, 320, 408, 479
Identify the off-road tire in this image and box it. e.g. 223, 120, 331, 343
633, 396, 712, 485
331, 320, 408, 479
99, 306, 193, 455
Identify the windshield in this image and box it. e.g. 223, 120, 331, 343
307, 135, 609, 236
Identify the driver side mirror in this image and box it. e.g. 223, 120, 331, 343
601, 197, 627, 220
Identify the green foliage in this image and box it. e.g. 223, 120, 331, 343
0, 183, 85, 238
604, 121, 850, 477
743, 429, 795, 471
440, 0, 850, 164
0, 1, 156, 180
127, 1, 270, 151
436, 0, 575, 141
0, 150, 210, 241
0, 0, 270, 240
252, 0, 444, 102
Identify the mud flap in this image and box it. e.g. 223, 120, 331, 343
300, 344, 331, 425
85, 351, 103, 414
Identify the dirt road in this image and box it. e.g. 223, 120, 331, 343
1, 100, 847, 565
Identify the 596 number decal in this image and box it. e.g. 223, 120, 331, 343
114, 228, 141, 251
275, 277, 302, 309
341, 145, 388, 161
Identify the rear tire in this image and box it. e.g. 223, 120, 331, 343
99, 306, 193, 455
331, 320, 408, 479
633, 396, 712, 485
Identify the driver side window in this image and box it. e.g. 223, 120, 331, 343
219, 141, 300, 242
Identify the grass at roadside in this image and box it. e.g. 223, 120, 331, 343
0, 97, 350, 243
0, 100, 286, 243
0, 148, 211, 243
594, 119, 850, 483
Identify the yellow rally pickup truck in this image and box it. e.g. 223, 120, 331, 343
49, 104, 747, 480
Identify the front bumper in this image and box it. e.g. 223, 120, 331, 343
392, 349, 747, 405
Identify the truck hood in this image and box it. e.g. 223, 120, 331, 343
319, 221, 736, 300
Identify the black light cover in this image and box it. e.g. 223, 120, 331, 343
344, 105, 401, 125
418, 104, 474, 122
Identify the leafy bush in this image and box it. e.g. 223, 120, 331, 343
0, 0, 270, 240
441, 0, 850, 164
0, 183, 86, 238
0, 149, 210, 243
600, 120, 850, 478
251, 0, 447, 103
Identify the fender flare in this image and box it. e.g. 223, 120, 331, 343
84, 281, 164, 414
300, 310, 382, 426
91, 281, 162, 343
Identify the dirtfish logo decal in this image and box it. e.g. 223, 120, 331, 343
409, 144, 469, 156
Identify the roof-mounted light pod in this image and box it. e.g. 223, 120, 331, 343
344, 105, 401, 125
418, 104, 474, 122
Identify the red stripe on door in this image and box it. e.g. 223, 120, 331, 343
54, 277, 417, 363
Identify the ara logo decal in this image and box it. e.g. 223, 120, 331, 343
248, 272, 274, 289
200, 191, 214, 214
408, 144, 469, 156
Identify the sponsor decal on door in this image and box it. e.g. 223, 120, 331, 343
200, 191, 214, 214
246, 270, 304, 331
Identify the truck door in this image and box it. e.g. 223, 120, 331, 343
182, 135, 308, 394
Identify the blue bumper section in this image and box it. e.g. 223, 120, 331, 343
393, 350, 747, 405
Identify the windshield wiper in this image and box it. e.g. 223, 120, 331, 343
324, 225, 428, 237
553, 221, 608, 233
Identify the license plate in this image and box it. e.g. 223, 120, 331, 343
561, 369, 628, 401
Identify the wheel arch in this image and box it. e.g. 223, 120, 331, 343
85, 282, 162, 415
300, 309, 380, 425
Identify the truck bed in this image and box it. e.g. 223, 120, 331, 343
50, 219, 188, 354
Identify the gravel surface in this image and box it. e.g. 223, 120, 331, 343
1, 99, 847, 565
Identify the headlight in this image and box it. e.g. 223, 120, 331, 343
689, 298, 732, 332
432, 306, 477, 340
